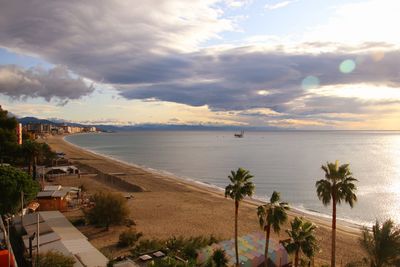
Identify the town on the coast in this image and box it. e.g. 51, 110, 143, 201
1, 104, 400, 267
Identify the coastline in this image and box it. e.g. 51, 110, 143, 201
46, 133, 364, 264
63, 133, 365, 232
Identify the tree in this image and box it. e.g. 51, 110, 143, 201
359, 219, 400, 267
38, 250, 76, 267
85, 191, 129, 230
225, 167, 255, 267
257, 191, 289, 267
21, 140, 56, 179
316, 161, 358, 267
0, 165, 40, 214
283, 217, 318, 267
0, 106, 18, 163
21, 140, 41, 178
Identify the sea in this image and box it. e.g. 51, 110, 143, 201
65, 130, 400, 227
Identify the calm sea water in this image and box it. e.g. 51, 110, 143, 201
66, 131, 400, 226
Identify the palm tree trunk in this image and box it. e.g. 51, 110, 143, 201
33, 156, 37, 180
264, 224, 271, 267
294, 248, 299, 267
331, 195, 337, 267
28, 157, 32, 177
235, 200, 239, 267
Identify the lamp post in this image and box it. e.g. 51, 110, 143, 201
28, 232, 36, 267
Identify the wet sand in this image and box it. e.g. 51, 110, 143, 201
45, 134, 365, 265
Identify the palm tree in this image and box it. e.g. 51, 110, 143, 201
257, 191, 289, 267
212, 248, 229, 267
283, 217, 318, 267
225, 167, 255, 267
359, 219, 400, 267
316, 161, 357, 267
21, 140, 42, 178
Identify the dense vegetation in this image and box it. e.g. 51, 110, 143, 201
0, 165, 40, 214
0, 106, 18, 163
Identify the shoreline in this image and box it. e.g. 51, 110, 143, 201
63, 133, 364, 233
45, 133, 364, 264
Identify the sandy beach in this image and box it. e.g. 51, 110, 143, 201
45, 134, 365, 265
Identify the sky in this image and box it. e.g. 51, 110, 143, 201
0, 0, 399, 129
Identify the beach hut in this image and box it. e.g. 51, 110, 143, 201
197, 232, 288, 267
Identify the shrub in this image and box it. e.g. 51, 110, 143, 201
85, 191, 129, 230
211, 249, 228, 267
131, 239, 164, 258
131, 235, 219, 260
119, 229, 143, 247
38, 250, 76, 267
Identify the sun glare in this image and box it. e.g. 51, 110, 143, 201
312, 84, 400, 101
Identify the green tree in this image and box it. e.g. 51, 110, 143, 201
0, 165, 40, 214
38, 250, 76, 267
316, 161, 358, 267
85, 191, 129, 230
257, 191, 289, 267
225, 167, 255, 267
359, 219, 400, 267
0, 106, 18, 163
283, 217, 318, 267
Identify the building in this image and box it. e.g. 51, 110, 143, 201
16, 123, 22, 145
25, 123, 52, 134
13, 211, 108, 267
36, 185, 80, 211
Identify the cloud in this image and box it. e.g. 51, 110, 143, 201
264, 0, 298, 10
0, 65, 94, 102
1, 0, 400, 128
119, 47, 400, 114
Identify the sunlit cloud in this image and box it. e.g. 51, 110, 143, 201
265, 0, 298, 10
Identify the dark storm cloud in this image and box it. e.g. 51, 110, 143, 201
1, 0, 400, 116
120, 49, 400, 112
0, 65, 94, 102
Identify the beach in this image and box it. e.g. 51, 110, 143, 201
45, 134, 365, 265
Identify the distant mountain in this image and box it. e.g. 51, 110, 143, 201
16, 116, 288, 132
17, 116, 60, 126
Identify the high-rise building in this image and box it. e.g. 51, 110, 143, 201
16, 123, 22, 145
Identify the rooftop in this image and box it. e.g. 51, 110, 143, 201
16, 211, 108, 267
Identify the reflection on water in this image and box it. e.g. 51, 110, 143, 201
67, 131, 400, 226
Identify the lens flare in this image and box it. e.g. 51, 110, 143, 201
301, 76, 320, 90
339, 59, 356, 73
